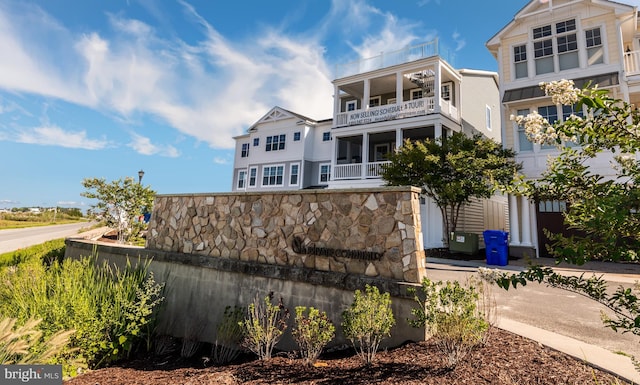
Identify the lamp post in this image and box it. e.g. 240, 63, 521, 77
138, 169, 145, 184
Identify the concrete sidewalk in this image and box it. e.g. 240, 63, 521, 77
427, 257, 640, 384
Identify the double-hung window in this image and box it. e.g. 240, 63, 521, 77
319, 163, 331, 183
322, 132, 331, 141
516, 108, 533, 152
533, 24, 554, 74
538, 105, 558, 149
289, 163, 300, 186
253, 138, 259, 146
556, 20, 578, 70
241, 143, 249, 158
265, 134, 286, 151
513, 44, 528, 79
585, 27, 604, 65
248, 167, 257, 187
293, 132, 301, 141
262, 165, 284, 186
533, 19, 579, 74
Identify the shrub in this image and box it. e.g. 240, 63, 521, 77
0, 317, 74, 365
241, 293, 289, 360
292, 306, 335, 365
0, 256, 164, 374
0, 238, 65, 267
408, 278, 490, 368
341, 285, 395, 365
210, 306, 245, 365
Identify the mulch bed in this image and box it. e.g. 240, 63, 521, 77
65, 328, 632, 385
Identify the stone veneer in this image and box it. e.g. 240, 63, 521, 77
147, 187, 426, 283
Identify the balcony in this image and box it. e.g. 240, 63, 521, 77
335, 39, 455, 79
335, 96, 458, 128
625, 50, 640, 76
333, 161, 391, 180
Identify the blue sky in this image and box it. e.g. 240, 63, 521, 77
0, 0, 573, 209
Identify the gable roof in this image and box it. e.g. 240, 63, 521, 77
247, 106, 317, 133
486, 0, 636, 49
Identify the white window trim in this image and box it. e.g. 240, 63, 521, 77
410, 88, 423, 100
319, 163, 331, 184
441, 82, 453, 101
387, 97, 397, 105
374, 143, 390, 161
248, 167, 258, 188
368, 96, 381, 108
511, 42, 529, 81
346, 100, 357, 112
261, 164, 285, 187
584, 25, 606, 66
237, 169, 247, 190
289, 163, 301, 187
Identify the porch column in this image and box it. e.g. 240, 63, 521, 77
434, 64, 441, 110
520, 196, 532, 246
334, 84, 341, 115
395, 128, 403, 149
364, 80, 371, 109
509, 195, 521, 245
434, 123, 443, 140
362, 133, 369, 179
396, 71, 404, 103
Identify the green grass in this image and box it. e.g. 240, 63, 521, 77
0, 238, 66, 267
0, 212, 87, 230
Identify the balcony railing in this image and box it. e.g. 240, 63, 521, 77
625, 50, 640, 76
335, 96, 458, 128
333, 161, 391, 180
335, 39, 455, 78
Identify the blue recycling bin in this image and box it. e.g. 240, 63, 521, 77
483, 230, 509, 266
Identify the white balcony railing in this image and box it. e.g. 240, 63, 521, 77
333, 161, 391, 180
625, 50, 640, 76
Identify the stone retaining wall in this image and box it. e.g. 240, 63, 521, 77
147, 187, 426, 283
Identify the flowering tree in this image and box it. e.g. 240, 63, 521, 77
498, 80, 640, 353
81, 177, 156, 243
381, 133, 520, 245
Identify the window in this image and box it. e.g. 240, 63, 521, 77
319, 163, 331, 183
374, 144, 389, 161
562, 104, 583, 147
248, 167, 257, 187
538, 200, 567, 213
293, 132, 301, 141
486, 106, 492, 130
265, 134, 286, 151
516, 108, 533, 152
410, 89, 423, 100
289, 163, 300, 186
322, 132, 331, 141
538, 105, 558, 149
369, 96, 381, 107
346, 100, 357, 112
237, 170, 247, 189
241, 143, 249, 158
387, 98, 397, 105
513, 44, 528, 79
441, 82, 452, 101
585, 27, 604, 65
262, 165, 284, 186
533, 19, 578, 74
253, 138, 259, 146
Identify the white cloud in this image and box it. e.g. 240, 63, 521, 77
452, 31, 466, 51
15, 125, 108, 149
128, 132, 180, 157
0, 1, 337, 150
213, 156, 230, 165
417, 0, 441, 6
57, 201, 82, 206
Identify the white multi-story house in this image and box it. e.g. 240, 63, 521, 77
233, 39, 507, 250
486, 0, 640, 257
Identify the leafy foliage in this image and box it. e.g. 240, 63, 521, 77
241, 293, 289, 360
81, 177, 155, 243
0, 238, 65, 267
408, 278, 490, 368
381, 133, 520, 243
341, 285, 395, 365
292, 306, 335, 366
0, 256, 164, 374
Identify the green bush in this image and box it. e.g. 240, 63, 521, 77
210, 306, 245, 365
342, 285, 395, 365
240, 293, 289, 360
0, 238, 65, 267
0, 256, 164, 374
408, 278, 489, 368
292, 306, 335, 365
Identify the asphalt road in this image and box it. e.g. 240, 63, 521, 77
0, 222, 92, 254
425, 261, 640, 360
